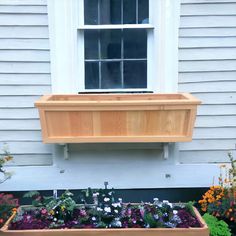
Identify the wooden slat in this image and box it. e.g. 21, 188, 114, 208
193, 127, 236, 139
0, 0, 47, 5
0, 14, 48, 26
0, 96, 41, 108
0, 119, 41, 130
180, 27, 236, 37
179, 81, 236, 92
0, 26, 48, 38
179, 60, 236, 72
0, 85, 51, 95
179, 139, 236, 151
0, 5, 47, 13
0, 130, 42, 141
0, 141, 52, 154
181, 3, 236, 15
5, 154, 52, 166
179, 150, 236, 164
179, 71, 236, 82
0, 38, 49, 49
0, 74, 51, 85
0, 62, 50, 73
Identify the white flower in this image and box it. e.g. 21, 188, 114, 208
97, 207, 103, 212
114, 209, 118, 213
173, 210, 178, 215
92, 217, 96, 221
163, 200, 169, 204
118, 198, 122, 203
168, 203, 173, 208
112, 203, 121, 208
104, 197, 110, 202
154, 214, 159, 220
153, 198, 159, 201
104, 207, 111, 213
53, 218, 57, 222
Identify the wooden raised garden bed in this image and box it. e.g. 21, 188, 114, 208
35, 93, 201, 143
0, 207, 209, 236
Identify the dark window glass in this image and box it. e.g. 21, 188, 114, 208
124, 29, 147, 59
138, 0, 149, 24
85, 62, 99, 89
84, 30, 99, 59
101, 62, 121, 88
123, 0, 136, 24
84, 0, 98, 25
124, 61, 147, 88
100, 0, 121, 24
101, 30, 121, 59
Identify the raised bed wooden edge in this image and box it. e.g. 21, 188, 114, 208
35, 93, 201, 143
0, 207, 209, 236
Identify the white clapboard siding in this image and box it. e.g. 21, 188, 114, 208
179, 150, 236, 164
0, 85, 51, 95
0, 1, 52, 166
179, 0, 236, 164
182, 3, 236, 15
179, 71, 236, 82
0, 39, 49, 49
0, 74, 51, 85
0, 0, 47, 5
0, 26, 48, 38
180, 48, 236, 60
180, 27, 236, 37
0, 50, 50, 62
0, 131, 42, 141
0, 5, 47, 14
5, 154, 52, 166
198, 104, 236, 115
0, 62, 50, 73
193, 127, 236, 139
179, 81, 236, 92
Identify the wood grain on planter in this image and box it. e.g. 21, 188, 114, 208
35, 93, 201, 143
0, 207, 209, 236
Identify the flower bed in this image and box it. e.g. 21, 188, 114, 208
0, 189, 209, 236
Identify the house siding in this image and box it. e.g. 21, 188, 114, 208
0, 0, 52, 166
179, 0, 236, 163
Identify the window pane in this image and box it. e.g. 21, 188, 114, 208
124, 61, 147, 88
84, 30, 99, 59
101, 62, 121, 88
84, 0, 98, 25
124, 29, 147, 59
100, 0, 121, 24
138, 0, 149, 24
123, 0, 136, 24
85, 62, 99, 89
101, 30, 121, 59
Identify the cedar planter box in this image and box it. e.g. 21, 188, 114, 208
1, 207, 209, 236
35, 93, 201, 143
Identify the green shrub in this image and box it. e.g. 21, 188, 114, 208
203, 213, 231, 236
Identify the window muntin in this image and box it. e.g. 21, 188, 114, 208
82, 0, 150, 91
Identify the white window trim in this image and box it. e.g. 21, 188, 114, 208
48, 0, 180, 94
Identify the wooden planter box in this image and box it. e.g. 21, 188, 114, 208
35, 93, 201, 143
1, 207, 209, 236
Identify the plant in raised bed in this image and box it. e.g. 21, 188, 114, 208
7, 188, 203, 230
199, 152, 236, 234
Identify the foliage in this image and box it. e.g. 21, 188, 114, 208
9, 188, 201, 230
0, 193, 19, 228
199, 152, 236, 223
0, 144, 14, 184
203, 213, 231, 236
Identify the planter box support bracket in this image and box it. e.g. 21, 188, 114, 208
163, 143, 169, 160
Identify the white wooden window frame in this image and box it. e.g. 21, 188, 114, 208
48, 0, 180, 94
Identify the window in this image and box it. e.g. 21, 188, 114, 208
48, 0, 180, 94
78, 0, 154, 92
